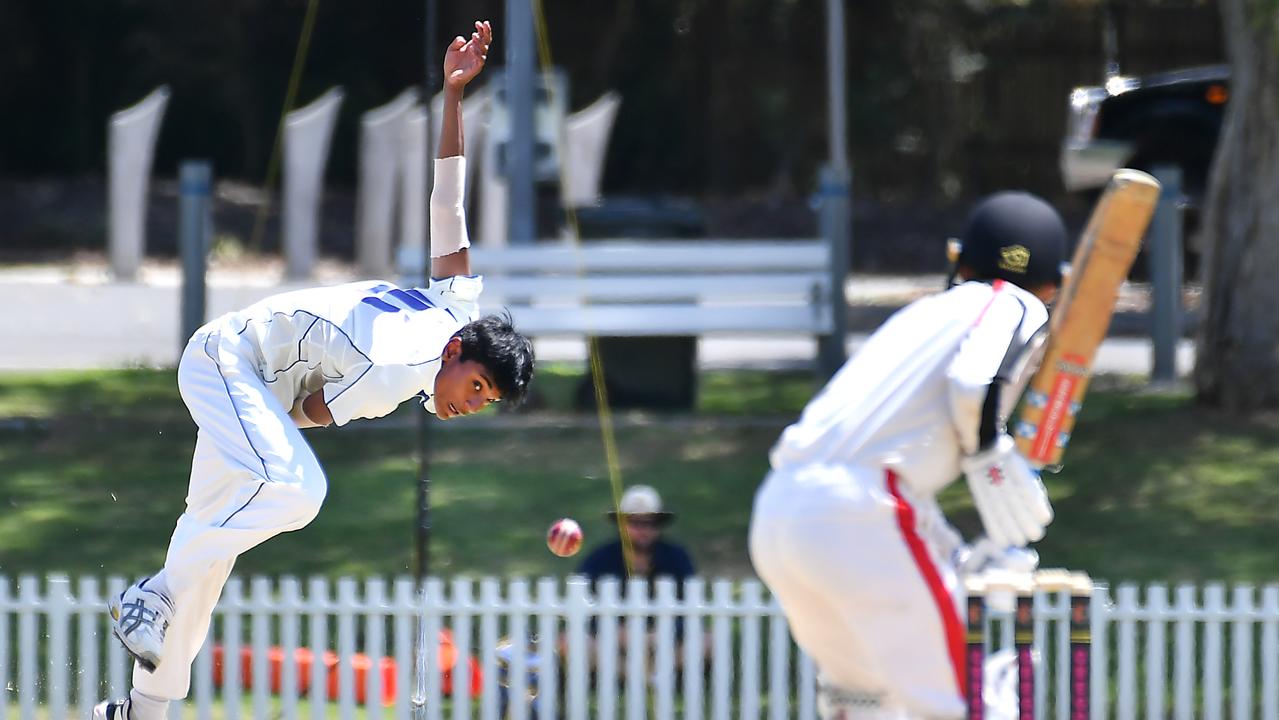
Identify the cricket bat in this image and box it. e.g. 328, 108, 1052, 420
1014, 169, 1161, 468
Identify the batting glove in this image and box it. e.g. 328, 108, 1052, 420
956, 536, 1041, 576
961, 434, 1054, 548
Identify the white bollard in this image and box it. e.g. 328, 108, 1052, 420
108, 85, 170, 282
478, 133, 509, 249
399, 105, 429, 279
357, 88, 418, 278
562, 92, 621, 208
283, 86, 344, 280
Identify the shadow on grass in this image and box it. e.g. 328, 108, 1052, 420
2, 370, 1277, 584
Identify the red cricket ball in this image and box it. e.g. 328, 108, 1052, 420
547, 518, 583, 558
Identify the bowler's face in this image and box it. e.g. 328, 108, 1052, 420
433, 358, 500, 419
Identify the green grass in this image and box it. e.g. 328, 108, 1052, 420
1, 368, 1277, 585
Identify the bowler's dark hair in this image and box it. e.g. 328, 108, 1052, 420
453, 312, 535, 405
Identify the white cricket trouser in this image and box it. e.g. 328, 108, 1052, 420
749, 464, 966, 720
133, 328, 327, 700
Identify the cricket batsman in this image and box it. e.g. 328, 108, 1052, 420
749, 192, 1066, 719
94, 21, 532, 719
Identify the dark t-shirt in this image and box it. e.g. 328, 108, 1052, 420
576, 539, 696, 589
576, 539, 697, 637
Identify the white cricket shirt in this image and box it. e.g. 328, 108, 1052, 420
210, 275, 482, 426
769, 280, 1048, 495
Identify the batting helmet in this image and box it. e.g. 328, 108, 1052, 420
950, 191, 1068, 289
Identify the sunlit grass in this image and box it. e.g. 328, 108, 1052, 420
2, 370, 1277, 584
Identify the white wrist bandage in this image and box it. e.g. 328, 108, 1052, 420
430, 156, 470, 258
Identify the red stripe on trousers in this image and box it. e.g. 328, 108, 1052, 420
885, 469, 967, 697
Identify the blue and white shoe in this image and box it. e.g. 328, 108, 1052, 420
107, 578, 175, 673
92, 697, 132, 719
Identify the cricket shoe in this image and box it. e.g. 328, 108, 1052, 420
108, 578, 175, 672
92, 697, 133, 719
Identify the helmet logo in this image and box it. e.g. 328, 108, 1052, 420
998, 245, 1030, 274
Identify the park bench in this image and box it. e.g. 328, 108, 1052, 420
467, 239, 837, 407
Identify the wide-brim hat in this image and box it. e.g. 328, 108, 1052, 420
605, 485, 675, 525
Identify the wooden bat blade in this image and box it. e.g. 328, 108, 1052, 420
1015, 169, 1161, 468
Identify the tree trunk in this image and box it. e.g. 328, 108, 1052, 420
1193, 0, 1279, 411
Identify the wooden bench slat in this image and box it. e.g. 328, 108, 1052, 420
412, 239, 845, 338
469, 241, 830, 273
480, 273, 829, 302
494, 304, 834, 336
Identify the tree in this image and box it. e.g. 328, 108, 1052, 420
1194, 0, 1279, 411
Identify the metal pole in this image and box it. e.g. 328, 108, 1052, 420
505, 0, 536, 244
1148, 164, 1184, 384
178, 160, 212, 348
1102, 0, 1121, 79
411, 308, 434, 580
414, 0, 441, 584
817, 168, 851, 379
817, 0, 851, 378
826, 0, 849, 178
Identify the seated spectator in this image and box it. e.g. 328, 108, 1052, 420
577, 485, 695, 588
569, 485, 706, 683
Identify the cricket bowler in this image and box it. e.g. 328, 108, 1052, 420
749, 191, 1066, 719
94, 21, 531, 719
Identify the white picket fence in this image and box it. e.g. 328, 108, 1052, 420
0, 575, 1277, 719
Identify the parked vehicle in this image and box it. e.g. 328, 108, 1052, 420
1061, 64, 1228, 199
1060, 64, 1229, 276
